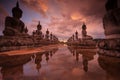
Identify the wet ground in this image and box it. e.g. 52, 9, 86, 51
0, 44, 120, 80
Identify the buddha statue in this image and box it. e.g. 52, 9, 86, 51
24, 26, 28, 34
35, 21, 42, 36
45, 29, 49, 40
97, 0, 120, 56
32, 21, 43, 40
81, 23, 93, 40
50, 32, 53, 41
103, 0, 120, 39
3, 1, 27, 36
72, 34, 74, 41
75, 30, 78, 40
105, 0, 118, 12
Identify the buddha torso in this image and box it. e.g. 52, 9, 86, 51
3, 1, 27, 36
82, 23, 93, 40
82, 30, 87, 37
5, 16, 24, 32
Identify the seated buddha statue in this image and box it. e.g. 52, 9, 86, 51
81, 23, 93, 40
3, 1, 27, 36
35, 21, 42, 36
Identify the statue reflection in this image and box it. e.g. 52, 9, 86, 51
76, 51, 90, 72
76, 51, 79, 62
35, 53, 43, 72
0, 54, 31, 80
98, 55, 120, 80
52, 48, 58, 55
68, 47, 75, 56
50, 51, 53, 57
68, 47, 96, 72
31, 54, 35, 60
81, 51, 95, 72
34, 48, 58, 71
45, 51, 50, 62
45, 48, 58, 62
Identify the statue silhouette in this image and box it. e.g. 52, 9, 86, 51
45, 52, 50, 62
105, 0, 118, 11
35, 53, 43, 72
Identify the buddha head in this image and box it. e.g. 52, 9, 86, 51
46, 29, 49, 34
75, 30, 78, 35
37, 21, 42, 30
12, 1, 23, 19
82, 23, 87, 30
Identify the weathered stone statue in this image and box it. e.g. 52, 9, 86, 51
97, 0, 120, 57
45, 29, 49, 40
103, 0, 120, 39
24, 27, 28, 34
75, 30, 78, 40
81, 23, 93, 40
3, 1, 27, 36
50, 32, 53, 41
105, 0, 118, 11
0, 1, 59, 52
36, 21, 42, 36
33, 21, 43, 39
72, 34, 74, 41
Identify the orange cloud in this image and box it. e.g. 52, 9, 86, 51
21, 0, 48, 17
71, 12, 86, 22
38, 0, 48, 13
71, 12, 81, 20
21, 0, 105, 40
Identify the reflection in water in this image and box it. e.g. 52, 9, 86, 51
68, 46, 96, 72
82, 58, 88, 72
98, 55, 120, 80
0, 45, 119, 80
50, 51, 53, 57
0, 54, 31, 80
45, 51, 50, 62
1, 65, 23, 80
35, 53, 43, 72
35, 48, 58, 72
0, 48, 58, 80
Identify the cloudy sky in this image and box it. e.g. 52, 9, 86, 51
0, 0, 106, 41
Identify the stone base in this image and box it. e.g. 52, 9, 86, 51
67, 40, 96, 49
97, 38, 120, 57
0, 36, 59, 52
106, 34, 120, 39
97, 38, 120, 51
97, 49, 120, 57
0, 46, 34, 52
0, 36, 34, 52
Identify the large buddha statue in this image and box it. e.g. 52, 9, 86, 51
50, 32, 53, 41
81, 23, 93, 40
103, 0, 120, 39
75, 30, 78, 40
32, 21, 43, 40
3, 1, 27, 36
35, 21, 42, 36
97, 0, 120, 57
45, 29, 49, 40
105, 0, 118, 11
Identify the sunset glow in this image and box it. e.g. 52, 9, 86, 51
0, 0, 106, 40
